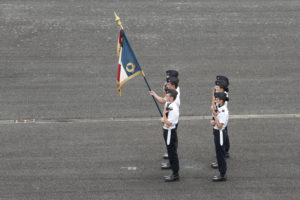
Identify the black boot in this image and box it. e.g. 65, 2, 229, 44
164, 173, 179, 182
210, 162, 218, 169
212, 174, 227, 182
163, 153, 169, 159
161, 162, 171, 170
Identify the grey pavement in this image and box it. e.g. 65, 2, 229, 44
0, 118, 299, 199
0, 0, 299, 199
0, 0, 299, 120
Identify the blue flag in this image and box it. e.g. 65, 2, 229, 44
117, 30, 142, 95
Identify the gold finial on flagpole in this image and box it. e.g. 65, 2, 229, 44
114, 12, 123, 30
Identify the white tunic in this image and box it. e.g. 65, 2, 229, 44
214, 104, 229, 130
163, 101, 179, 145
163, 101, 179, 130
174, 87, 181, 108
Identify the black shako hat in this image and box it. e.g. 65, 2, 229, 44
214, 92, 227, 101
215, 80, 228, 89
168, 76, 179, 85
166, 70, 179, 78
216, 75, 229, 86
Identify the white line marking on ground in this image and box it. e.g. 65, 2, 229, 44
120, 167, 137, 170
0, 114, 298, 125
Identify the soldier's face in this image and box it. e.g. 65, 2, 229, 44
215, 98, 224, 106
215, 86, 224, 92
167, 82, 175, 89
165, 93, 171, 102
166, 93, 174, 102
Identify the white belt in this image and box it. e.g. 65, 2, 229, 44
163, 125, 176, 129
220, 129, 223, 146
167, 128, 171, 145
163, 127, 175, 146
214, 128, 225, 146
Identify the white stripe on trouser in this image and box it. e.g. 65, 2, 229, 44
220, 129, 223, 146
167, 128, 171, 146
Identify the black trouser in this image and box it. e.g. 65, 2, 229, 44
224, 126, 230, 153
213, 128, 227, 176
163, 123, 179, 151
213, 126, 230, 154
163, 128, 179, 175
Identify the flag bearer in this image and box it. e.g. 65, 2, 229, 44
150, 77, 180, 168
150, 76, 180, 107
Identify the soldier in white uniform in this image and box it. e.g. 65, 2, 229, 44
150, 76, 180, 165
162, 70, 179, 96
161, 89, 180, 182
210, 92, 229, 181
150, 77, 180, 108
212, 78, 230, 158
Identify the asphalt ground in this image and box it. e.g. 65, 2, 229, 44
0, 0, 299, 199
0, 118, 299, 199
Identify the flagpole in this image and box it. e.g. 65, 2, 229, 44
141, 71, 163, 117
114, 12, 163, 117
